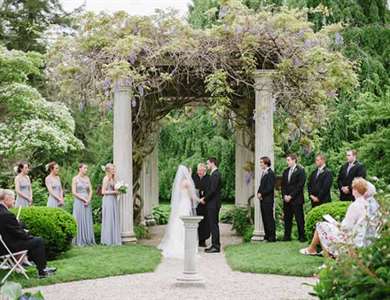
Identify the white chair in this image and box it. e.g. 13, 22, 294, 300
0, 235, 29, 284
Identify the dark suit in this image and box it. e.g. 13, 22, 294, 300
257, 168, 276, 241
204, 169, 222, 249
337, 161, 366, 201
281, 165, 306, 240
0, 204, 47, 273
308, 166, 333, 208
192, 173, 210, 243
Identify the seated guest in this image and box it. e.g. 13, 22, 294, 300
0, 189, 56, 278
257, 156, 276, 242
308, 154, 333, 208
338, 149, 366, 201
300, 178, 380, 257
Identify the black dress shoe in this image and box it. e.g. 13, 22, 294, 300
38, 270, 55, 279
199, 241, 207, 247
205, 247, 220, 253
299, 237, 307, 243
267, 239, 276, 243
44, 267, 57, 273
283, 237, 291, 241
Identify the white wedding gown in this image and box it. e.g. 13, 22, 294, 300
158, 165, 198, 259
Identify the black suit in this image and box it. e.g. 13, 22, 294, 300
192, 173, 211, 243
281, 165, 306, 240
257, 168, 276, 241
308, 166, 333, 208
204, 169, 222, 249
0, 204, 47, 273
337, 161, 366, 201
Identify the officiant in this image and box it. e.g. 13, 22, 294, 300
192, 163, 210, 247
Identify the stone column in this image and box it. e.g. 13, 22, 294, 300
235, 129, 254, 207
177, 216, 204, 285
113, 81, 136, 243
252, 70, 275, 242
140, 144, 159, 225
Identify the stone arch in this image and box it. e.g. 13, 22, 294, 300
113, 70, 274, 243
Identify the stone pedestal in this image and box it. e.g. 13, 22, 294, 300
177, 216, 204, 285
113, 82, 136, 243
140, 144, 159, 225
235, 129, 254, 208
252, 70, 275, 242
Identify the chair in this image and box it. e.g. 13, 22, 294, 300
0, 235, 29, 284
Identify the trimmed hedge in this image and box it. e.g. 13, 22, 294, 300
305, 201, 350, 241
11, 207, 76, 260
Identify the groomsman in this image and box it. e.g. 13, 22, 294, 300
281, 154, 306, 242
257, 157, 276, 242
337, 149, 366, 201
308, 154, 333, 208
200, 157, 222, 253
192, 163, 210, 247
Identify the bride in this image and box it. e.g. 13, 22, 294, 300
158, 165, 199, 258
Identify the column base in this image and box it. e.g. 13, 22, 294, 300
176, 273, 205, 286
121, 231, 137, 243
251, 231, 265, 242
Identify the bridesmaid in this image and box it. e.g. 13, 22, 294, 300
45, 161, 64, 207
15, 162, 32, 207
72, 163, 95, 246
101, 163, 121, 246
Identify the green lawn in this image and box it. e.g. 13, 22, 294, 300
1, 244, 161, 288
225, 241, 324, 277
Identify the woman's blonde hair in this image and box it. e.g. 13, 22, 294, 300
352, 177, 368, 196
105, 163, 115, 173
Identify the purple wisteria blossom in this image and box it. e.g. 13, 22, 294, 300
335, 32, 344, 45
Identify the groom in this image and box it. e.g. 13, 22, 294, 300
200, 157, 222, 253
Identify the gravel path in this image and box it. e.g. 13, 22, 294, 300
28, 224, 317, 300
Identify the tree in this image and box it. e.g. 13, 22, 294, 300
0, 46, 83, 184
0, 0, 74, 52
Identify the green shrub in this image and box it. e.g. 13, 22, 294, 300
64, 193, 74, 215
94, 223, 102, 244
229, 207, 254, 242
31, 178, 48, 207
305, 201, 350, 241
243, 225, 254, 242
152, 205, 170, 225
220, 206, 235, 224
134, 224, 150, 240
11, 207, 76, 260
313, 195, 390, 299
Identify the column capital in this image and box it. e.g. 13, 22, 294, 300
253, 69, 276, 79
114, 79, 132, 93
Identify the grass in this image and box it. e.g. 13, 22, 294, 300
225, 241, 324, 277
1, 244, 161, 288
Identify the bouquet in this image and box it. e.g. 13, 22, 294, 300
115, 181, 129, 194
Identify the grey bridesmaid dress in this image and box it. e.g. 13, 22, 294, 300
47, 177, 63, 208
73, 177, 95, 246
15, 176, 31, 208
101, 180, 121, 245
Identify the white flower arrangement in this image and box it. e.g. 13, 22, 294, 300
115, 181, 129, 194
101, 165, 106, 172
13, 166, 18, 174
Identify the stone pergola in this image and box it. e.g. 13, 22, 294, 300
113, 70, 275, 243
